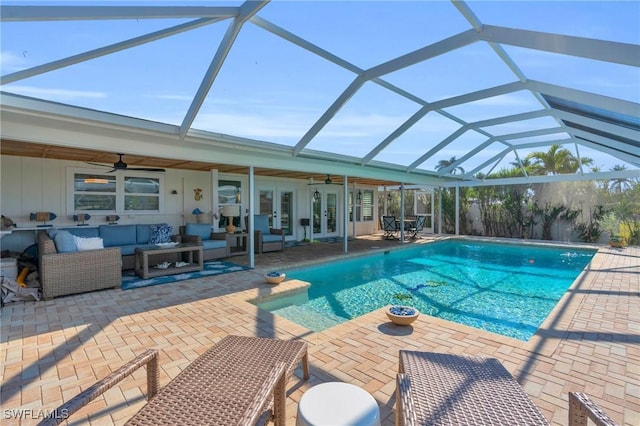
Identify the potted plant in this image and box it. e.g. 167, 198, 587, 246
385, 305, 420, 325
602, 212, 625, 248
264, 271, 286, 284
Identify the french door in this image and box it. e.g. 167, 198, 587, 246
258, 187, 294, 238
312, 189, 339, 238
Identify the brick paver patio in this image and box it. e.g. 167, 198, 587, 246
1, 235, 638, 425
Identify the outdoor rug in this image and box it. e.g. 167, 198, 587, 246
122, 260, 249, 290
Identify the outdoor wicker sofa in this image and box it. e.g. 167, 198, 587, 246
395, 350, 618, 426
37, 231, 121, 300
39, 335, 309, 426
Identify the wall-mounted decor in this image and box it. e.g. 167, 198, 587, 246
193, 188, 203, 201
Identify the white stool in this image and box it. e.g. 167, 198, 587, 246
296, 382, 381, 426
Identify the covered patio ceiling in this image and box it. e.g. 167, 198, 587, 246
0, 1, 638, 187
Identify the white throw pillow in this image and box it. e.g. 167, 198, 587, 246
73, 236, 104, 251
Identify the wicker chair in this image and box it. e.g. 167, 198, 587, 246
396, 351, 618, 426
39, 335, 309, 426
37, 231, 121, 300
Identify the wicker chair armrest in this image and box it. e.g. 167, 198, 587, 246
270, 228, 284, 236
38, 350, 159, 426
395, 373, 417, 426
171, 234, 182, 243
568, 392, 618, 426
181, 235, 202, 245
210, 232, 227, 241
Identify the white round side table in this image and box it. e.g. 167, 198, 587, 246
296, 382, 381, 426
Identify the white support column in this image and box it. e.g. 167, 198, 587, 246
455, 184, 460, 236
400, 182, 405, 243
438, 188, 442, 234
248, 166, 255, 269
352, 181, 357, 239
343, 175, 349, 253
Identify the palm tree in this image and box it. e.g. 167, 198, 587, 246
525, 144, 592, 175
608, 165, 633, 193
435, 156, 465, 175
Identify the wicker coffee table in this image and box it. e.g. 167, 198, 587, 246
134, 243, 203, 279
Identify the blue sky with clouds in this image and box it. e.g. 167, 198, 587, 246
1, 1, 638, 174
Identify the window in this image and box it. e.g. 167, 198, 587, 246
349, 189, 374, 222
362, 189, 374, 221
68, 168, 164, 214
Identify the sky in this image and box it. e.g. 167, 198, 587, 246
1, 1, 639, 175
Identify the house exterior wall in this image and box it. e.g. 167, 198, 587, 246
0, 155, 379, 252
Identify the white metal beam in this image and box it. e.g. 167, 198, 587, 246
526, 80, 640, 117
446, 170, 640, 187
179, 1, 269, 139
478, 25, 640, 67
366, 29, 479, 79
0, 6, 239, 21
293, 75, 367, 156
1, 18, 222, 85
407, 126, 470, 170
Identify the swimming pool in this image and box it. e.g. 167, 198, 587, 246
255, 239, 596, 341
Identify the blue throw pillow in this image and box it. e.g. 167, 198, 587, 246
53, 230, 78, 253
150, 225, 173, 244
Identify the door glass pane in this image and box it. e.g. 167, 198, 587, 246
327, 193, 337, 233
280, 191, 293, 236
259, 190, 274, 227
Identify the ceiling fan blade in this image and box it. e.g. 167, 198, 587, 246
128, 167, 166, 172
86, 162, 110, 167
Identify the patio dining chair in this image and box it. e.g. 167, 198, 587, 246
407, 215, 426, 239
382, 216, 399, 240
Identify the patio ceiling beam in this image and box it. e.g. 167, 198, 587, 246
292, 75, 367, 156
253, 15, 496, 164
438, 138, 497, 176
463, 138, 576, 178
407, 126, 470, 171
478, 25, 640, 67
249, 16, 363, 75
0, 6, 239, 21
553, 110, 640, 143
366, 29, 479, 79
448, 169, 640, 188
0, 17, 222, 85
526, 80, 640, 117
438, 110, 551, 176
179, 1, 269, 139
568, 130, 640, 167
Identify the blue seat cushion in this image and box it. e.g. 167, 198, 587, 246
262, 234, 283, 244
185, 223, 211, 240
57, 227, 100, 238
202, 240, 226, 250
118, 244, 139, 256
99, 225, 137, 247
254, 214, 271, 234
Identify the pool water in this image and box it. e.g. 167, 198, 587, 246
255, 240, 596, 341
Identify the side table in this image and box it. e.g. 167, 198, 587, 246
226, 232, 248, 256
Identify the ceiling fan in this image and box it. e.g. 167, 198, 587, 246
308, 175, 343, 185
86, 153, 166, 173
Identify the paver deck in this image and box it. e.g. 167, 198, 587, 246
1, 235, 638, 425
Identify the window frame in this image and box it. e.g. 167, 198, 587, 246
67, 167, 165, 215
